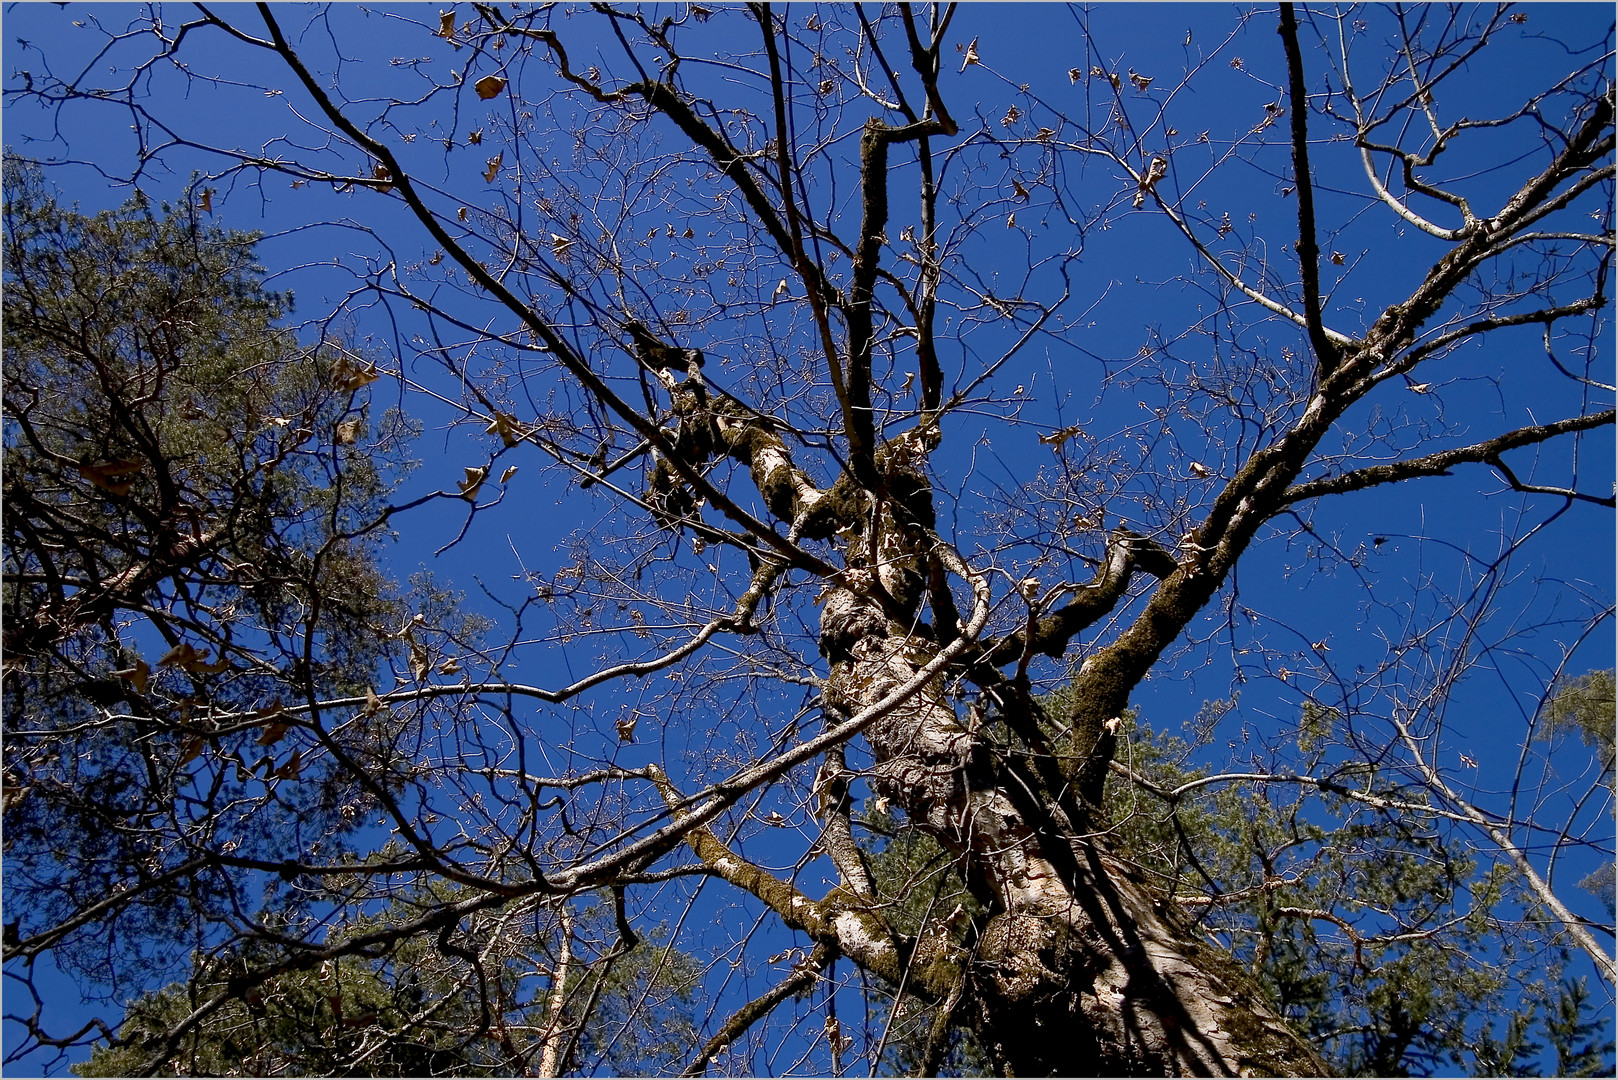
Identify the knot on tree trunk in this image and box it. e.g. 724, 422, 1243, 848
971, 908, 1111, 1073
818, 585, 890, 662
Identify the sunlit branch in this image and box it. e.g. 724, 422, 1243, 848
679, 943, 833, 1077
1282, 410, 1615, 506
648, 766, 911, 988
547, 550, 988, 890
1279, 3, 1339, 371
1386, 711, 1618, 983
247, 3, 840, 579
1098, 142, 1356, 346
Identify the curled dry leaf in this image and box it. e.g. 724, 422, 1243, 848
257, 721, 291, 746
112, 659, 152, 694
459, 465, 488, 500
336, 358, 380, 392
78, 459, 142, 496
409, 641, 431, 682
158, 643, 202, 669
273, 749, 302, 780
474, 74, 506, 100
485, 410, 523, 447
177, 737, 205, 767
483, 152, 503, 183
960, 36, 979, 72
1038, 424, 1082, 449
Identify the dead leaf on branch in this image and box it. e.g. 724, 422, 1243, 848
255, 699, 291, 745
458, 465, 488, 501
255, 719, 290, 746
334, 418, 363, 445
616, 713, 637, 743
474, 75, 506, 100
335, 357, 381, 392
960, 37, 980, 72
483, 152, 503, 183
158, 642, 229, 675
177, 737, 205, 767
113, 659, 151, 694
1133, 155, 1168, 209
436, 10, 464, 50
1037, 424, 1083, 450
485, 410, 524, 447
78, 458, 142, 496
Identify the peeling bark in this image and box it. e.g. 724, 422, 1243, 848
822, 585, 1327, 1076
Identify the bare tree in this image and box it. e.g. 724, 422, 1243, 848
4, 3, 1612, 1076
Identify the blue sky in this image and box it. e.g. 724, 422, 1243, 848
4, 3, 1613, 1074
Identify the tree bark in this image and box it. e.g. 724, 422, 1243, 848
822, 583, 1327, 1076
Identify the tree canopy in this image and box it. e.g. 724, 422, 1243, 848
2, 4, 1613, 1076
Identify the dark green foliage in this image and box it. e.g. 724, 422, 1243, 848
2, 162, 415, 1002
1544, 671, 1616, 762
74, 889, 702, 1077
1102, 714, 1612, 1078
1545, 977, 1615, 1078
860, 812, 988, 1076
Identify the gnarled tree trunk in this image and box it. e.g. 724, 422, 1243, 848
822, 561, 1326, 1076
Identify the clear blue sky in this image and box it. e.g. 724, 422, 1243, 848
4, 3, 1613, 1073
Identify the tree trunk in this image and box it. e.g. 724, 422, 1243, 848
822, 587, 1327, 1077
